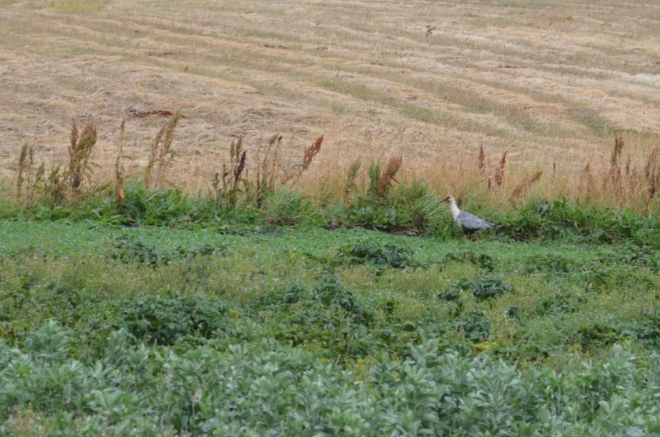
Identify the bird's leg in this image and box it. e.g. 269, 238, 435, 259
474, 233, 482, 243
463, 234, 468, 240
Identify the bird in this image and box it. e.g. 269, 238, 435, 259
441, 195, 497, 242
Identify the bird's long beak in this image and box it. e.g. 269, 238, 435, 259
440, 196, 450, 203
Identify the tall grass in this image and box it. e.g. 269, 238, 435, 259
7, 116, 660, 228
68, 119, 97, 194
145, 111, 180, 190
115, 119, 126, 208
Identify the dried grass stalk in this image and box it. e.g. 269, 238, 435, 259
212, 137, 248, 208
376, 156, 403, 198
281, 164, 302, 185
302, 134, 323, 171
611, 134, 624, 168
284, 134, 324, 185
343, 159, 361, 206
70, 121, 78, 156
115, 119, 126, 207
268, 132, 281, 146
643, 145, 660, 214
45, 165, 65, 208
234, 150, 247, 189
256, 133, 282, 205
155, 110, 181, 189
509, 170, 543, 205
16, 143, 44, 207
68, 119, 97, 193
583, 162, 596, 197
609, 135, 625, 195
494, 151, 507, 187
145, 124, 165, 188
17, 143, 29, 203
477, 144, 485, 172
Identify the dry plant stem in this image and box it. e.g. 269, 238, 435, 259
145, 124, 166, 189
11, 113, 660, 213
267, 134, 281, 192
288, 134, 324, 186
302, 135, 323, 171
230, 138, 245, 191
255, 133, 281, 206
234, 151, 246, 191
583, 162, 595, 198
281, 165, 301, 184
68, 120, 98, 194
26, 147, 35, 204
344, 159, 362, 206
376, 156, 403, 198
213, 137, 247, 208
45, 165, 65, 208
494, 151, 507, 188
16, 144, 43, 207
644, 146, 660, 214
69, 121, 78, 161
115, 119, 126, 208
509, 170, 543, 206
609, 135, 624, 195
611, 135, 624, 169
155, 110, 181, 189
17, 143, 28, 204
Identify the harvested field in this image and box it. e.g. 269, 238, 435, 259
1, 0, 660, 198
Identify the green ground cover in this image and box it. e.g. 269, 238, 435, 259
2, 219, 660, 435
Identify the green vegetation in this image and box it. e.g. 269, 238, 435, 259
4, 180, 660, 247
4, 0, 660, 432
2, 217, 660, 434
4, 122, 660, 432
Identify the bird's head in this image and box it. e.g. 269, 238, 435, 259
441, 195, 456, 204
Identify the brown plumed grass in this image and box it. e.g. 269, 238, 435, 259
493, 151, 507, 188
281, 134, 324, 185
68, 120, 97, 194
376, 156, 403, 199
9, 119, 660, 216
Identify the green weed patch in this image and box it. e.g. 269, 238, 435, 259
2, 220, 660, 434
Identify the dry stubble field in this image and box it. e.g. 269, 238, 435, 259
1, 0, 660, 204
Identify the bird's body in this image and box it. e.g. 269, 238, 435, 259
441, 195, 497, 242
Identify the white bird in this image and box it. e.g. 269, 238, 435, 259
441, 195, 497, 242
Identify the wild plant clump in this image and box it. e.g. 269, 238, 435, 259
439, 276, 514, 302
68, 119, 98, 193
14, 119, 99, 209
116, 295, 229, 345
333, 240, 420, 271
2, 323, 659, 436
145, 111, 180, 190
8, 121, 660, 245
3, 215, 660, 435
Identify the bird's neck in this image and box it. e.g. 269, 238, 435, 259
449, 201, 461, 221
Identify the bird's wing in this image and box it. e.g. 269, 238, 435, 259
457, 211, 497, 230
